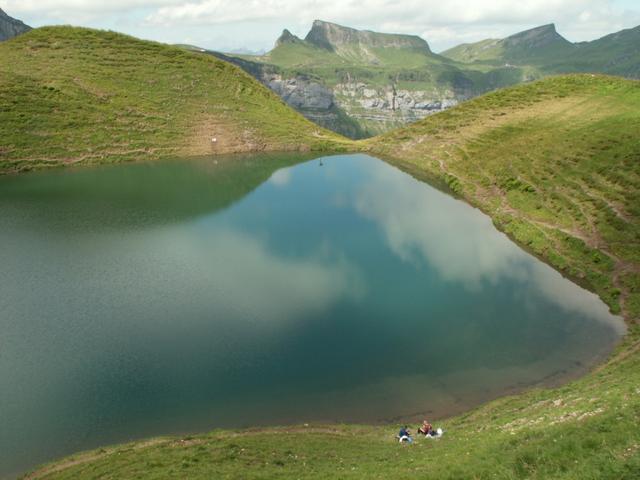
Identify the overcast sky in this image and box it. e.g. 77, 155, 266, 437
4, 0, 640, 53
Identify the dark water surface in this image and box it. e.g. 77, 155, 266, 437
0, 154, 624, 477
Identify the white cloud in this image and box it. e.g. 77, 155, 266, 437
5, 0, 175, 15
144, 0, 604, 27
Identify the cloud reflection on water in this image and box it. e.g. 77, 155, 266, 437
351, 159, 624, 332
268, 168, 292, 187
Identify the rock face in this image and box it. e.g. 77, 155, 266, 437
334, 83, 462, 135
0, 8, 31, 42
256, 72, 461, 137
265, 74, 334, 110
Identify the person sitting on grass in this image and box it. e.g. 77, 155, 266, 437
398, 426, 413, 444
417, 420, 433, 436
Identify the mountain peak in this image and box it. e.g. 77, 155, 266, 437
305, 19, 430, 52
0, 8, 31, 42
305, 20, 356, 50
504, 23, 570, 49
275, 29, 302, 47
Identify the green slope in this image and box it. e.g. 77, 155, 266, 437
557, 25, 640, 78
0, 26, 351, 174
23, 75, 640, 479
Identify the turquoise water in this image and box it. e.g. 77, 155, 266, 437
0, 154, 624, 477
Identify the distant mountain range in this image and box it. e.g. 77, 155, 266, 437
210, 20, 639, 138
0, 8, 31, 41
442, 23, 640, 78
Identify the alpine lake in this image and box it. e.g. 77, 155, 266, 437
0, 154, 625, 478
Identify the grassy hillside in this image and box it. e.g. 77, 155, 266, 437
0, 27, 351, 174
22, 75, 640, 479
556, 26, 640, 78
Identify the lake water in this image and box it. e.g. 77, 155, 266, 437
0, 154, 625, 478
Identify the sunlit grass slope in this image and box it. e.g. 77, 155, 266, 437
0, 27, 351, 174
22, 74, 640, 480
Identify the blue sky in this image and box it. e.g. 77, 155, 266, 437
4, 0, 640, 53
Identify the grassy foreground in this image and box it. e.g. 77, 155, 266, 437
0, 27, 351, 174
20, 75, 640, 479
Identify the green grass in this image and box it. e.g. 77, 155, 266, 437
0, 26, 352, 174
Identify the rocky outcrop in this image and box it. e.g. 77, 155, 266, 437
337, 83, 458, 112
256, 72, 461, 137
264, 74, 334, 110
0, 8, 31, 42
333, 82, 461, 134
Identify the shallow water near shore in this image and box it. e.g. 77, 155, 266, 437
0, 153, 625, 478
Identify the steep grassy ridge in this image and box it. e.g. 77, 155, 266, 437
22, 75, 640, 480
0, 27, 351, 174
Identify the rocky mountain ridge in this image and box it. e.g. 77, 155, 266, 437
304, 19, 431, 53
0, 8, 31, 41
